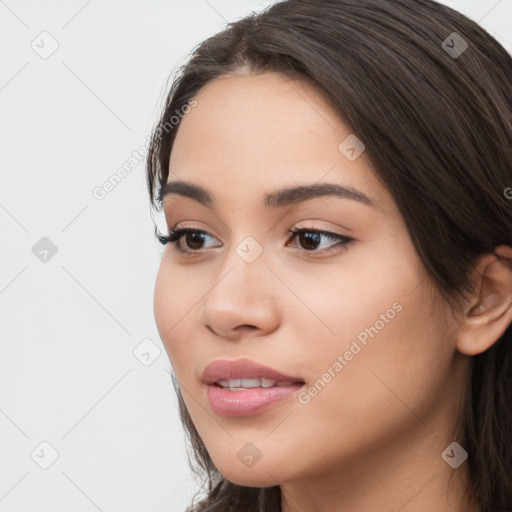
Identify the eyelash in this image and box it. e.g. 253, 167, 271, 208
157, 227, 353, 256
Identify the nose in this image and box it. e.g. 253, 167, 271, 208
199, 255, 281, 341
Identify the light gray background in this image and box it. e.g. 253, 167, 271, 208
1, 1, 510, 511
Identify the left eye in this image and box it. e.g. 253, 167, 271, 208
287, 227, 353, 254
157, 227, 353, 255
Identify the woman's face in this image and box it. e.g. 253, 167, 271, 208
153, 71, 466, 487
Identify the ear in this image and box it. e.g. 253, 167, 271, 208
457, 245, 512, 356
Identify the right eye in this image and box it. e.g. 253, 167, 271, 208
157, 228, 221, 253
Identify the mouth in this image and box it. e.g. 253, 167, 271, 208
214, 377, 303, 390
201, 357, 304, 384
201, 358, 306, 417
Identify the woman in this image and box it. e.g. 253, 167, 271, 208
145, 0, 512, 510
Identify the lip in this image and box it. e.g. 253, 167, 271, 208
201, 357, 304, 385
202, 358, 305, 417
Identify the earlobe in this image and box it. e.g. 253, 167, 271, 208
456, 245, 512, 356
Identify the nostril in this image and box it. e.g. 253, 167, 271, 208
205, 324, 257, 337
236, 325, 258, 332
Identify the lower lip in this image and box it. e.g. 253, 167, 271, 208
206, 383, 305, 417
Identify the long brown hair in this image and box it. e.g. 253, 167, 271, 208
145, 1, 512, 510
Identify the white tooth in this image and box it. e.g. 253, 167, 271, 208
261, 378, 277, 388
217, 377, 293, 390
240, 378, 261, 388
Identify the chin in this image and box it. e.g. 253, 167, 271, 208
207, 450, 287, 487
221, 469, 280, 488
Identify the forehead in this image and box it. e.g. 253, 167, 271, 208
167, 71, 390, 213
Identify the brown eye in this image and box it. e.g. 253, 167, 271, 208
183, 231, 208, 250
158, 226, 353, 256
288, 228, 353, 254
158, 228, 220, 253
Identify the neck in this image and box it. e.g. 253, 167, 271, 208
280, 424, 479, 512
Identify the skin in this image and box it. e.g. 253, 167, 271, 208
153, 71, 512, 512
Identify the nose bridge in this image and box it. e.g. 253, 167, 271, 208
199, 233, 281, 337
208, 234, 270, 308
217, 226, 270, 287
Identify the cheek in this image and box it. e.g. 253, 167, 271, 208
153, 259, 194, 368
322, 255, 448, 394
281, 243, 415, 359
281, 258, 452, 471
294, 279, 453, 450
153, 262, 171, 341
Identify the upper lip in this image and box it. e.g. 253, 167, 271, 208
201, 358, 305, 385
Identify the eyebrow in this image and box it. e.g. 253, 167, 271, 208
159, 180, 377, 210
